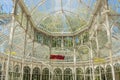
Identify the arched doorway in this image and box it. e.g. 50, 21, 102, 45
53, 68, 62, 80
94, 66, 105, 80
114, 63, 120, 80
42, 68, 49, 80
106, 65, 112, 80
85, 67, 92, 80
76, 68, 84, 80
64, 68, 73, 80
13, 65, 20, 80
23, 66, 30, 80
32, 67, 40, 80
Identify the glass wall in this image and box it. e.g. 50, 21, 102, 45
52, 37, 61, 47
64, 37, 73, 47
2, 62, 120, 80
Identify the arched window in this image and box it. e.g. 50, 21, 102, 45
13, 65, 20, 80
114, 63, 120, 80
85, 67, 92, 80
64, 68, 73, 80
23, 66, 30, 80
9, 63, 13, 80
32, 67, 40, 80
53, 68, 62, 80
76, 68, 84, 80
106, 65, 112, 80
94, 66, 105, 80
42, 68, 49, 80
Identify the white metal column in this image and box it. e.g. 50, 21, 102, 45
90, 41, 95, 80
104, 0, 115, 79
5, 16, 15, 80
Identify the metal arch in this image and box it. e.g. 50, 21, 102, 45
85, 67, 93, 74
31, 0, 47, 14
77, 45, 91, 54
14, 65, 20, 72
33, 67, 40, 73
53, 68, 62, 74
64, 68, 72, 74
76, 67, 84, 74
94, 66, 104, 71
35, 9, 86, 32
105, 64, 112, 70
35, 10, 80, 26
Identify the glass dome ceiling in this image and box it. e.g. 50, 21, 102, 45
23, 0, 97, 33
0, 0, 120, 63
